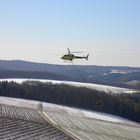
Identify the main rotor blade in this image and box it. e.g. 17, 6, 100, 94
70, 51, 83, 53
67, 48, 70, 54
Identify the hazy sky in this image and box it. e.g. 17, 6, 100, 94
0, 0, 140, 66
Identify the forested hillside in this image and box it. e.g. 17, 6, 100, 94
0, 81, 140, 122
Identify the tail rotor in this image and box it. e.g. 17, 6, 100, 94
86, 54, 89, 60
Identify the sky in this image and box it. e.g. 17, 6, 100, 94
0, 0, 140, 67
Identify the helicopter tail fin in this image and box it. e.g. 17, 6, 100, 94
86, 54, 89, 60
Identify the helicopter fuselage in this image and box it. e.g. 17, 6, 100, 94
61, 54, 75, 61
61, 54, 89, 61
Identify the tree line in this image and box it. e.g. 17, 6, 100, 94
0, 80, 140, 122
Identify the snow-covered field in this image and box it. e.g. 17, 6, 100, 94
0, 97, 140, 140
0, 78, 138, 94
0, 96, 134, 124
43, 102, 131, 124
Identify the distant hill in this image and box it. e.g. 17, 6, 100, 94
0, 60, 140, 89
0, 70, 72, 81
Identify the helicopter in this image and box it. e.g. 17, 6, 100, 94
61, 48, 89, 61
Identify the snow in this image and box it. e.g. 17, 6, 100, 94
0, 79, 138, 123
82, 110, 127, 123
42, 102, 132, 124
0, 96, 136, 124
0, 96, 41, 110
0, 96, 139, 140
0, 78, 137, 94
